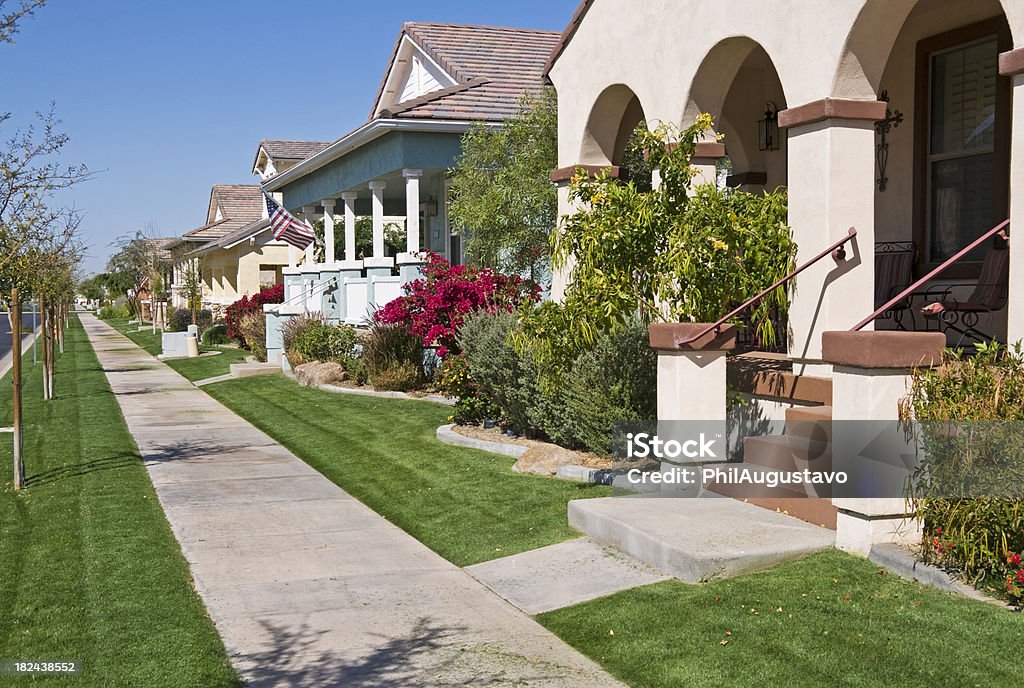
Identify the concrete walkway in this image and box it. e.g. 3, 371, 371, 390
81, 315, 623, 688
466, 538, 670, 614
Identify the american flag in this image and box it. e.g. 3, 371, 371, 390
264, 193, 315, 250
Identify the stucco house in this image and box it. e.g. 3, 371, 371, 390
546, 0, 1024, 556
167, 184, 292, 313
259, 22, 560, 360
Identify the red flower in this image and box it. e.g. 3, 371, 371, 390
374, 251, 538, 357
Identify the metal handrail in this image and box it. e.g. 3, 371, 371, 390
850, 218, 1009, 331
270, 273, 340, 311
676, 227, 858, 346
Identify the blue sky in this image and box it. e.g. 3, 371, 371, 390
0, 0, 576, 274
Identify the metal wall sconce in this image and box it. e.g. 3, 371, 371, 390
420, 195, 438, 217
758, 101, 780, 152
874, 90, 903, 192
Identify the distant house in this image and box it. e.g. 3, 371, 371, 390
260, 22, 560, 328
253, 140, 331, 181
166, 184, 291, 313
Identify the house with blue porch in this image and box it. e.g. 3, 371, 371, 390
259, 22, 559, 363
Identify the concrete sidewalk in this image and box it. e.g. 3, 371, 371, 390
81, 314, 622, 688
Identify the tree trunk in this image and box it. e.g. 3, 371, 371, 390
46, 304, 54, 398
57, 301, 64, 354
39, 293, 48, 400
12, 289, 24, 490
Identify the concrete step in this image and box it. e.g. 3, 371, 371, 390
742, 435, 832, 473
785, 404, 833, 443
229, 362, 280, 378
568, 496, 835, 582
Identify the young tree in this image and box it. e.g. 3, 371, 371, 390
448, 87, 557, 280
0, 107, 88, 490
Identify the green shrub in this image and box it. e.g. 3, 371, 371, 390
369, 361, 422, 392
903, 342, 1024, 601
458, 311, 536, 432
363, 316, 425, 391
458, 310, 574, 443
98, 304, 131, 320
237, 311, 267, 362
435, 353, 500, 424
282, 313, 357, 366
563, 320, 657, 456
167, 308, 192, 332
168, 307, 212, 333
196, 308, 213, 333
201, 324, 231, 346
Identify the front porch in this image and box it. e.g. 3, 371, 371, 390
548, 0, 1024, 557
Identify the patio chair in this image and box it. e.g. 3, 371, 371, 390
874, 241, 917, 330
915, 236, 1010, 347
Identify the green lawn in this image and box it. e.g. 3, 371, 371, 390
203, 375, 612, 566
0, 315, 240, 687
537, 549, 1022, 687
101, 317, 249, 381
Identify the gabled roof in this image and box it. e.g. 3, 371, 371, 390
373, 22, 560, 122
259, 140, 332, 162
207, 184, 263, 225
180, 218, 238, 242
192, 218, 273, 255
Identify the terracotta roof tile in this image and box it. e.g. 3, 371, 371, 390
383, 23, 560, 122
259, 140, 332, 162
209, 184, 263, 223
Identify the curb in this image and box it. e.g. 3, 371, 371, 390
868, 543, 1010, 606
319, 383, 455, 406
435, 423, 526, 457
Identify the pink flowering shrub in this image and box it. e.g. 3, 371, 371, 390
375, 251, 538, 357
225, 283, 284, 345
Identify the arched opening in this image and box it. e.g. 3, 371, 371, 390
838, 0, 1012, 340
580, 84, 647, 168
684, 38, 788, 193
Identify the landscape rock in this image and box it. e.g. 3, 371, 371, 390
513, 445, 582, 476
294, 361, 348, 388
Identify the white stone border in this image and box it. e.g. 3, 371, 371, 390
319, 383, 455, 406
868, 543, 1014, 608
435, 423, 526, 458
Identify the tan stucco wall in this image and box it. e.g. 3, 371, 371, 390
550, 0, 1022, 166
198, 236, 291, 306
550, 0, 1024, 351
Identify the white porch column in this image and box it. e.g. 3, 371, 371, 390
402, 169, 422, 255
780, 99, 886, 376
368, 181, 387, 259
822, 331, 944, 555
341, 191, 358, 262
1002, 54, 1024, 344
321, 199, 336, 265
302, 205, 317, 265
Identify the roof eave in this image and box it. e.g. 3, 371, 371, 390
261, 118, 495, 194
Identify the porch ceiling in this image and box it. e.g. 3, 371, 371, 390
276, 129, 462, 211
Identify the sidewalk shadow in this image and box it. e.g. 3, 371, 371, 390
241, 617, 573, 687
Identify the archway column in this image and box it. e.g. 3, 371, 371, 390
548, 164, 623, 301
780, 98, 886, 376
1001, 50, 1024, 344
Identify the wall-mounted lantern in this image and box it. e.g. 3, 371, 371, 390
420, 195, 438, 217
758, 101, 780, 152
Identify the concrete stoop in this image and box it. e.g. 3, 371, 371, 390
569, 496, 835, 583
229, 361, 280, 378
